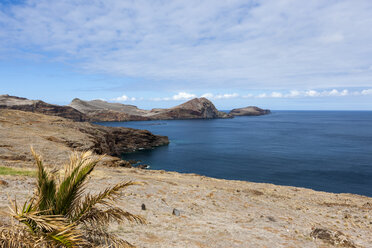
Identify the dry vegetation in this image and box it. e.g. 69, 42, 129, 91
0, 149, 144, 247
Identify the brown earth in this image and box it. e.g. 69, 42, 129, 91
0, 166, 371, 247
0, 109, 169, 167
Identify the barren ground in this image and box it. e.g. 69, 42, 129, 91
1, 166, 371, 248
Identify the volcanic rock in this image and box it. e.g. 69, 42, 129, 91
229, 106, 271, 116
0, 94, 87, 121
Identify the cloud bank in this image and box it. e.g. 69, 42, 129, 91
1, 0, 372, 91
111, 88, 372, 102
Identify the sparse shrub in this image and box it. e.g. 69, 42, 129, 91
0, 148, 145, 247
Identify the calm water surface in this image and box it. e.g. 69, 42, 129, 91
97, 111, 372, 196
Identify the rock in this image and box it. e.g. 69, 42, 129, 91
141, 203, 146, 210
69, 97, 232, 121
100, 157, 132, 168
229, 106, 270, 116
267, 216, 276, 222
0, 94, 87, 121
0, 109, 169, 168
0, 179, 9, 186
310, 228, 356, 248
172, 208, 180, 216
137, 164, 149, 169
128, 159, 140, 165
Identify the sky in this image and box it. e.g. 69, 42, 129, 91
0, 0, 372, 110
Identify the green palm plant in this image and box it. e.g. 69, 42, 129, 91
0, 148, 145, 247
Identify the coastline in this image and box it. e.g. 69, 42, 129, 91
0, 108, 371, 247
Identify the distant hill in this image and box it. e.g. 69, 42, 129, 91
0, 94, 87, 121
69, 97, 232, 121
0, 94, 270, 122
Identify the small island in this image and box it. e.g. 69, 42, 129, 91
229, 106, 271, 116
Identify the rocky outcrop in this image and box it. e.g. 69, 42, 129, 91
0, 95, 87, 121
147, 97, 231, 120
69, 97, 231, 121
0, 109, 169, 167
229, 106, 271, 116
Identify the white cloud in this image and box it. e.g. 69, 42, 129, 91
172, 92, 197, 100
257, 93, 268, 98
111, 95, 136, 102
305, 90, 320, 97
361, 89, 372, 95
149, 88, 372, 102
285, 90, 301, 97
150, 92, 196, 101
200, 93, 239, 100
270, 92, 283, 98
214, 93, 239, 99
242, 93, 254, 98
325, 89, 349, 96
1, 0, 372, 91
201, 93, 214, 99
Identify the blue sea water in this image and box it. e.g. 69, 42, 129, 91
97, 111, 372, 197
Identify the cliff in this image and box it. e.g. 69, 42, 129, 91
0, 109, 169, 167
0, 94, 87, 121
69, 97, 231, 121
229, 106, 271, 116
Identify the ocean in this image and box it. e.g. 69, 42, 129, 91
97, 111, 372, 197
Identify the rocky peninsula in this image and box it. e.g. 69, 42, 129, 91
69, 97, 231, 122
1, 94, 272, 122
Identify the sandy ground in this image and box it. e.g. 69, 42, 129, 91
1, 166, 371, 248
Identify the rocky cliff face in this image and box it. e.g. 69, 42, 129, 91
0, 95, 87, 121
229, 106, 271, 116
0, 109, 169, 167
69, 97, 231, 121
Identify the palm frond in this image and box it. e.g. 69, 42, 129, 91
31, 147, 57, 213
55, 151, 102, 216
72, 181, 142, 222
46, 223, 87, 247
79, 207, 145, 226
0, 225, 36, 248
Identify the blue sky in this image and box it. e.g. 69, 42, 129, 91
0, 0, 372, 110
